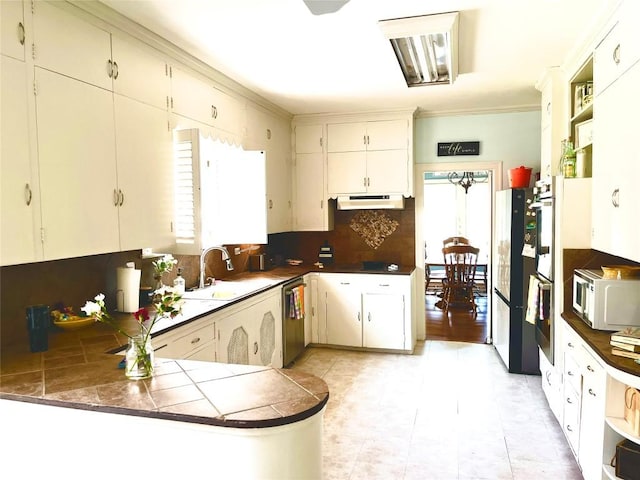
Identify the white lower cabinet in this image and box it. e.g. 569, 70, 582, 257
153, 315, 217, 362
539, 347, 562, 423
577, 346, 606, 480
215, 289, 283, 368
316, 273, 413, 351
558, 320, 618, 480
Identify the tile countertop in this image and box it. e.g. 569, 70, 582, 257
0, 264, 415, 427
562, 311, 640, 378
0, 266, 333, 429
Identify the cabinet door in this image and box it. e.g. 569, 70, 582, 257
265, 117, 292, 234
577, 350, 606, 480
170, 66, 217, 126
365, 119, 408, 151
1, 55, 38, 265
362, 292, 405, 349
114, 95, 174, 252
594, 22, 622, 97
111, 35, 169, 110
35, 68, 119, 260
248, 292, 282, 367
327, 122, 366, 152
591, 62, 638, 260
365, 149, 409, 194
323, 275, 362, 347
32, 1, 113, 90
295, 124, 323, 154
327, 151, 367, 195
618, 0, 640, 75
1, 0, 25, 60
216, 312, 251, 365
294, 152, 328, 231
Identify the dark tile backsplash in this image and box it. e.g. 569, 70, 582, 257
0, 200, 416, 349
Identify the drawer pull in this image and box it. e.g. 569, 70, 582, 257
566, 425, 573, 432
588, 388, 596, 397
190, 337, 201, 345
567, 370, 574, 376
586, 365, 594, 373
613, 44, 621, 65
567, 342, 574, 348
254, 341, 259, 354
566, 397, 573, 404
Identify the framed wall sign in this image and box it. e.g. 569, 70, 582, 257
437, 141, 480, 156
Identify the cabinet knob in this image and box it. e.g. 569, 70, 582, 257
566, 425, 573, 432
18, 22, 25, 46
24, 183, 32, 206
254, 341, 259, 354
566, 397, 572, 404
613, 44, 621, 65
588, 388, 596, 396
112, 61, 119, 80
611, 188, 620, 207
586, 365, 594, 372
118, 189, 124, 206
567, 342, 574, 348
212, 105, 218, 119
190, 337, 201, 345
113, 189, 119, 206
567, 370, 574, 376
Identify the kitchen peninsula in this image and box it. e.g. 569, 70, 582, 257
0, 268, 331, 479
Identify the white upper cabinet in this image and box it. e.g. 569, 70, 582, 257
327, 119, 408, 152
110, 35, 170, 110
594, 1, 640, 98
326, 117, 412, 196
32, 1, 113, 91
34, 67, 120, 260
591, 61, 640, 262
1, 0, 26, 61
1, 55, 39, 265
293, 124, 333, 232
170, 65, 243, 138
114, 95, 174, 252
245, 104, 292, 234
536, 67, 567, 178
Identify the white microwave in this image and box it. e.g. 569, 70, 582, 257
572, 269, 640, 331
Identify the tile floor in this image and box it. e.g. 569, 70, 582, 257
291, 341, 582, 480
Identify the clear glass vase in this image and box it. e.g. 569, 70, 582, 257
125, 334, 154, 379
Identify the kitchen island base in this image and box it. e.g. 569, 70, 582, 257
0, 398, 324, 480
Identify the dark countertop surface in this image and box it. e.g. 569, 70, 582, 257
0, 265, 415, 427
0, 266, 338, 429
562, 311, 640, 378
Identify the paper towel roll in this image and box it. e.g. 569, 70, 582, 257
116, 266, 141, 313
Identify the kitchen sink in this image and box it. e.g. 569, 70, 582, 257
182, 279, 275, 301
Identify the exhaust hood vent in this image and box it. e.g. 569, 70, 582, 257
337, 194, 405, 210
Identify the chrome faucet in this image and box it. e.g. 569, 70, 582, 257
199, 246, 234, 289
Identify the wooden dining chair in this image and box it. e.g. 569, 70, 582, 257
441, 244, 480, 317
442, 236, 470, 247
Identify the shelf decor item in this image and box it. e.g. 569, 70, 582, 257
625, 387, 640, 436
81, 289, 182, 379
152, 254, 178, 290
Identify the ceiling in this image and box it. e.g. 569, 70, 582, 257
98, 0, 611, 117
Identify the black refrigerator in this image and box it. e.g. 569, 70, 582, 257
492, 188, 539, 374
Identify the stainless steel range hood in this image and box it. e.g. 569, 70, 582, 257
336, 194, 405, 210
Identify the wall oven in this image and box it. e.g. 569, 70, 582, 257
529, 178, 555, 364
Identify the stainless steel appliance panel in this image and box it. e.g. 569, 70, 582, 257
282, 277, 306, 366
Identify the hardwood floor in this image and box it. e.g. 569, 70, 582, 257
425, 292, 489, 344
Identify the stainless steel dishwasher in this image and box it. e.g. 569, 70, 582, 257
282, 276, 306, 367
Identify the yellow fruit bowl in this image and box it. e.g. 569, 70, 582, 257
53, 315, 94, 330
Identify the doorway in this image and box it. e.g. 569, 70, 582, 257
413, 161, 503, 343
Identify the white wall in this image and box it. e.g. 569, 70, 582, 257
415, 111, 541, 187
